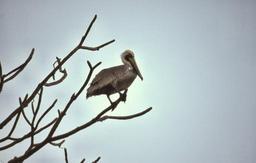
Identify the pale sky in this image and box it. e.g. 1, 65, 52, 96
0, 0, 256, 163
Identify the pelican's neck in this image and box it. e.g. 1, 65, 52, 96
122, 60, 133, 70
122, 63, 131, 71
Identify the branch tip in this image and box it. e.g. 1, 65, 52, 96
87, 61, 92, 69
64, 148, 68, 163
93, 62, 102, 69
92, 157, 101, 163
80, 158, 86, 163
99, 107, 152, 122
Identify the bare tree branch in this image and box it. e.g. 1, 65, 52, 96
44, 69, 67, 87
0, 118, 57, 151
45, 57, 67, 87
0, 112, 21, 142
92, 157, 101, 163
21, 109, 32, 126
99, 107, 152, 121
2, 48, 34, 84
50, 140, 65, 148
1, 15, 152, 163
0, 14, 115, 129
78, 15, 97, 46
35, 99, 57, 129
0, 61, 3, 92
47, 61, 101, 139
64, 148, 68, 163
80, 39, 115, 51
7, 61, 101, 163
50, 92, 126, 141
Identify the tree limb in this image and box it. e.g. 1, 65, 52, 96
0, 14, 115, 129
98, 107, 152, 121
7, 61, 101, 163
1, 15, 152, 163
92, 157, 101, 163
64, 148, 68, 163
2, 48, 34, 83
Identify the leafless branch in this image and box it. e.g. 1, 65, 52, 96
1, 15, 152, 163
0, 14, 115, 129
99, 107, 152, 121
35, 99, 57, 129
0, 118, 57, 151
63, 148, 99, 163
1, 48, 34, 85
0, 62, 3, 92
0, 112, 21, 142
50, 140, 65, 148
45, 57, 67, 87
51, 91, 126, 141
80, 39, 115, 51
7, 60, 101, 163
21, 109, 31, 126
48, 61, 101, 140
44, 69, 67, 87
64, 148, 68, 163
92, 157, 101, 163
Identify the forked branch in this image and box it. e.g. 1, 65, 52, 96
1, 15, 152, 163
0, 48, 34, 91
99, 107, 152, 121
7, 61, 101, 163
0, 14, 115, 129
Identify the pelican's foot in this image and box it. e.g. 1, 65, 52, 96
119, 89, 128, 103
120, 93, 127, 102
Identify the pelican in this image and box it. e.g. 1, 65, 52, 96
86, 49, 143, 104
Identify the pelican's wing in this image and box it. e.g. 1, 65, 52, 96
89, 65, 126, 88
90, 69, 114, 87
86, 65, 128, 98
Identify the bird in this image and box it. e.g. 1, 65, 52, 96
86, 49, 143, 104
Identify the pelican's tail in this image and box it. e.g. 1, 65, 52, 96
86, 89, 92, 99
86, 92, 91, 99
86, 86, 95, 99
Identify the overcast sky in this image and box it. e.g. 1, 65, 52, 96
0, 0, 256, 162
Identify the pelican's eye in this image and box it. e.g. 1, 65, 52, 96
124, 54, 133, 61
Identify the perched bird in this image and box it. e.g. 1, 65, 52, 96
86, 49, 143, 103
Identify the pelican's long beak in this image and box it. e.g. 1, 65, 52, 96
129, 58, 143, 80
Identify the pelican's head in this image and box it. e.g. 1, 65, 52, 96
121, 50, 143, 80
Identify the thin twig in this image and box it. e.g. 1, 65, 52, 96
7, 61, 101, 162
48, 61, 101, 139
50, 140, 65, 148
0, 112, 21, 142
0, 14, 115, 129
51, 91, 127, 141
99, 107, 152, 121
0, 61, 3, 92
35, 99, 57, 129
26, 88, 43, 151
80, 39, 115, 51
44, 69, 67, 87
21, 109, 32, 126
92, 157, 101, 163
78, 15, 97, 46
64, 148, 68, 163
45, 57, 68, 87
0, 118, 57, 151
3, 48, 34, 83
2, 15, 151, 163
